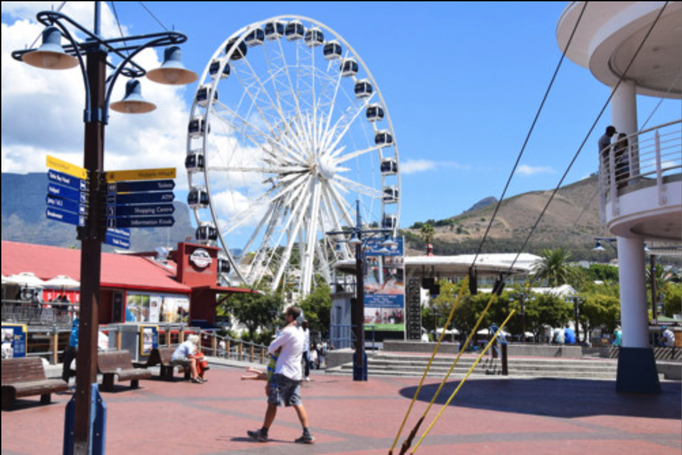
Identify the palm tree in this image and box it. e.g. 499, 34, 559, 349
419, 224, 435, 253
532, 248, 576, 287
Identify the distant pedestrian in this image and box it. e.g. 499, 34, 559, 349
613, 132, 630, 188
302, 320, 311, 381
564, 325, 576, 344
661, 327, 676, 347
553, 327, 565, 345
62, 307, 79, 384
248, 306, 315, 445
613, 326, 622, 347
170, 335, 205, 384
598, 125, 617, 176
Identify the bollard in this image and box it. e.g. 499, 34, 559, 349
501, 343, 508, 376
250, 344, 254, 362
52, 325, 59, 365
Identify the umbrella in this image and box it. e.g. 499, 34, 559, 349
5, 272, 45, 287
43, 275, 80, 289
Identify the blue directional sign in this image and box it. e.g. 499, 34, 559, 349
106, 192, 174, 206
107, 179, 175, 193
106, 228, 131, 239
104, 229, 131, 249
46, 208, 85, 227
47, 183, 87, 204
106, 216, 175, 229
48, 169, 87, 192
106, 204, 175, 218
46, 195, 86, 215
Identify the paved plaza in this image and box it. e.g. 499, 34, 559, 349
2, 366, 680, 454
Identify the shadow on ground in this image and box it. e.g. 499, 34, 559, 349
400, 378, 681, 420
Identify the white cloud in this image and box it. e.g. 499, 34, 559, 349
517, 164, 556, 176
1, 4, 192, 190
401, 159, 469, 175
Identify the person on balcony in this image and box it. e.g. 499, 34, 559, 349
598, 125, 617, 177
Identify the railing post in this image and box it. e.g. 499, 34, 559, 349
179, 325, 185, 343
501, 343, 508, 376
609, 146, 619, 215
211, 332, 217, 356
238, 341, 243, 361
250, 343, 254, 362
261, 344, 265, 364
52, 324, 59, 365
655, 131, 666, 205
166, 325, 172, 347
115, 326, 122, 351
226, 339, 231, 359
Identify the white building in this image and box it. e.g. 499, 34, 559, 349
557, 1, 681, 394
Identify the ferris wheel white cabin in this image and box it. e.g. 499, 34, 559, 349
209, 60, 230, 79
185, 150, 204, 172
186, 16, 401, 297
366, 104, 384, 122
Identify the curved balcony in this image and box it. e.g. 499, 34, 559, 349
599, 120, 681, 241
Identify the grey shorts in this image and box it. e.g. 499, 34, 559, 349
268, 374, 302, 407
171, 358, 191, 368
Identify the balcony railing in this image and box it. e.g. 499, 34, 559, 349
599, 120, 681, 220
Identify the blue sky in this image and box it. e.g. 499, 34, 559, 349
2, 1, 680, 231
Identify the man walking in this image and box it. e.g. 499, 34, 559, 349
248, 306, 315, 444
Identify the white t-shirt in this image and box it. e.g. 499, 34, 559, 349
269, 325, 304, 381
171, 340, 196, 361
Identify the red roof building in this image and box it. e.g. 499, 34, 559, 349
1, 241, 253, 326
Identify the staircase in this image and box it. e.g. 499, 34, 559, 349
327, 352, 620, 380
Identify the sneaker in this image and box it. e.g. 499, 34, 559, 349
295, 433, 315, 444
200, 377, 208, 383
191, 377, 203, 384
247, 429, 268, 442
305, 377, 310, 382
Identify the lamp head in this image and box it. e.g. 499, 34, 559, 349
22, 26, 78, 70
348, 233, 361, 246
593, 240, 605, 252
146, 45, 198, 85
110, 79, 157, 114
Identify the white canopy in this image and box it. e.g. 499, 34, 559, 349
5, 272, 44, 287
477, 328, 511, 337
434, 328, 460, 335
43, 275, 80, 289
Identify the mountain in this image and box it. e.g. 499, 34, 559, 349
2, 173, 195, 252
402, 175, 615, 261
465, 196, 497, 213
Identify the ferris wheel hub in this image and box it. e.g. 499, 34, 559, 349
316, 155, 336, 181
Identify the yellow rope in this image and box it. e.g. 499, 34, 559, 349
420, 292, 498, 418
411, 310, 516, 454
388, 277, 469, 454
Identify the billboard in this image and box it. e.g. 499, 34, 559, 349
364, 237, 405, 332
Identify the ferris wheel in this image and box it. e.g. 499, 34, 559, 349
185, 16, 401, 297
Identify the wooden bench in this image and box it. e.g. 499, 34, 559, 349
2, 357, 68, 410
134, 347, 190, 381
98, 350, 151, 392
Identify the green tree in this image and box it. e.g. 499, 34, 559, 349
662, 282, 681, 317
532, 248, 577, 287
299, 284, 332, 337
523, 292, 573, 339
220, 289, 283, 341
580, 293, 621, 340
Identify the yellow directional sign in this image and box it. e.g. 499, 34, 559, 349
105, 167, 176, 183
46, 155, 87, 181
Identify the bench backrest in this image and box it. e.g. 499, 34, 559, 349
98, 350, 134, 374
2, 357, 46, 385
157, 347, 175, 364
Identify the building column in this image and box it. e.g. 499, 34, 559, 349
615, 235, 660, 394
611, 80, 640, 176
611, 80, 638, 134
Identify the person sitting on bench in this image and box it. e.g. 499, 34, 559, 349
170, 335, 205, 384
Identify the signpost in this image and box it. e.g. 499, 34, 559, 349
105, 167, 176, 232
45, 157, 89, 228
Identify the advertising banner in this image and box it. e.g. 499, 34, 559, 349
140, 325, 159, 356
1, 324, 27, 359
363, 237, 405, 332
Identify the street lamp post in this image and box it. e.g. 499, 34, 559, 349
12, 5, 196, 454
327, 200, 396, 381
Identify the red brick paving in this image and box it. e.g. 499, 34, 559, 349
1, 368, 680, 454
